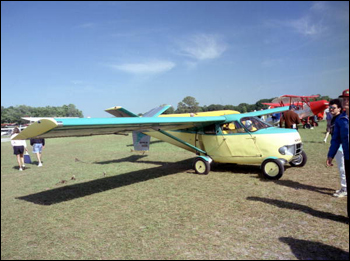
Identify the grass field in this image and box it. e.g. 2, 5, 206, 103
1, 121, 349, 260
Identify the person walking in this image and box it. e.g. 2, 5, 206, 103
30, 138, 45, 167
10, 127, 28, 171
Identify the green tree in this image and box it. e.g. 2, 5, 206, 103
176, 96, 200, 113
1, 104, 84, 124
237, 103, 249, 113
207, 104, 224, 111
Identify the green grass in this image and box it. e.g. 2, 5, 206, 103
1, 121, 349, 260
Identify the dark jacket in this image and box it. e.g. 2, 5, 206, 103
328, 111, 349, 160
280, 110, 301, 129
30, 138, 45, 146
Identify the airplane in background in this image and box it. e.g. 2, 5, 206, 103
262, 95, 329, 128
13, 105, 307, 180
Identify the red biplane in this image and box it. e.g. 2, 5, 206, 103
263, 95, 329, 129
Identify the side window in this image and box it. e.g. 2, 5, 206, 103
241, 117, 270, 132
221, 121, 246, 134
241, 117, 258, 132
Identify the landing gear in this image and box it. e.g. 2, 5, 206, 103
193, 157, 211, 175
261, 159, 284, 180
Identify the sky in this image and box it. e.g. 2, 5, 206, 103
1, 1, 349, 117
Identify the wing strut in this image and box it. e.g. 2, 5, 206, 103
158, 129, 207, 155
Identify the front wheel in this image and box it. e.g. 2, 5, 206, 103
261, 159, 284, 180
289, 151, 307, 167
303, 123, 311, 129
193, 158, 210, 175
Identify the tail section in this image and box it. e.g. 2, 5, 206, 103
105, 105, 172, 151
132, 132, 151, 151
143, 105, 172, 117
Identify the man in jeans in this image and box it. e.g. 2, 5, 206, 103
327, 100, 347, 198
327, 89, 349, 216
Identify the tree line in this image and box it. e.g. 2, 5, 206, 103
1, 104, 83, 125
1, 94, 331, 124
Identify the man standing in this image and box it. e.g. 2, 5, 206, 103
326, 89, 349, 216
280, 105, 301, 129
326, 100, 347, 198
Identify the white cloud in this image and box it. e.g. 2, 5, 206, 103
287, 16, 326, 36
310, 1, 349, 25
177, 34, 228, 61
264, 2, 334, 37
111, 60, 176, 74
310, 1, 329, 13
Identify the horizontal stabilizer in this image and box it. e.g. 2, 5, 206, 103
105, 106, 139, 117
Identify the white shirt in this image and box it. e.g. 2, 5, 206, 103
10, 134, 27, 147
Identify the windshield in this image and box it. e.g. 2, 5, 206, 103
241, 117, 273, 132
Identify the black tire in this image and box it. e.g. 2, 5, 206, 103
289, 151, 307, 167
193, 158, 210, 175
261, 159, 284, 180
303, 123, 311, 129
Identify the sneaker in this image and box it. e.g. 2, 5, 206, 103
19, 168, 23, 171
38, 163, 43, 167
333, 189, 347, 198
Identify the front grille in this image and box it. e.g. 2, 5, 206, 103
295, 143, 303, 155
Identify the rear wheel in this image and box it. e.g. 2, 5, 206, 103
193, 158, 210, 175
261, 159, 284, 180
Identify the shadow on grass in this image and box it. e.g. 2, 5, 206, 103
94, 155, 152, 165
273, 179, 334, 196
211, 163, 260, 174
211, 163, 296, 179
17, 157, 193, 206
280, 237, 349, 260
247, 197, 349, 224
12, 166, 33, 171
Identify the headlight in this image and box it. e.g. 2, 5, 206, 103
279, 146, 288, 155
279, 145, 295, 155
